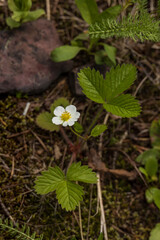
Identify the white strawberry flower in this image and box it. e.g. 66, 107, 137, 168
52, 105, 80, 127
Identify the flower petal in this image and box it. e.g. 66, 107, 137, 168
54, 106, 65, 116
68, 120, 75, 126
52, 116, 63, 125
62, 121, 68, 127
73, 112, 80, 119
66, 105, 76, 114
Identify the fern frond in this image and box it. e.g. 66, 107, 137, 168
0, 217, 43, 240
89, 13, 160, 42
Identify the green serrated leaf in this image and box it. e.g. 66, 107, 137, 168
75, 0, 99, 24
103, 94, 141, 118
73, 122, 83, 134
56, 180, 84, 211
51, 45, 83, 62
150, 119, 160, 150
149, 223, 160, 240
91, 124, 107, 137
34, 166, 65, 195
67, 162, 97, 183
153, 189, 160, 209
78, 67, 105, 103
145, 187, 158, 203
50, 97, 69, 114
145, 156, 158, 177
105, 64, 137, 101
136, 149, 160, 164
36, 112, 59, 132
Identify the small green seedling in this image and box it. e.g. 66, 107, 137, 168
51, 0, 122, 66
136, 119, 160, 182
51, 0, 160, 66
6, 0, 45, 29
136, 119, 160, 210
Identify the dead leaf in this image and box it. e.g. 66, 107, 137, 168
54, 144, 62, 160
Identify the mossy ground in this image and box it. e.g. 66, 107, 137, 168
0, 1, 160, 240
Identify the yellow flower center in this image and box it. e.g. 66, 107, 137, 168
61, 111, 71, 121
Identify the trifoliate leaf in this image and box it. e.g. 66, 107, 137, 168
149, 223, 160, 240
35, 162, 97, 211
105, 64, 137, 101
145, 187, 158, 203
56, 180, 84, 211
136, 149, 160, 165
153, 189, 160, 209
34, 166, 65, 194
51, 45, 83, 62
36, 112, 59, 132
75, 0, 99, 24
103, 94, 141, 118
150, 119, 160, 150
91, 124, 107, 137
78, 67, 105, 103
50, 97, 69, 113
145, 157, 158, 178
73, 122, 84, 134
67, 162, 97, 183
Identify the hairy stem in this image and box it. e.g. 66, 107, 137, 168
69, 127, 86, 140
79, 203, 84, 240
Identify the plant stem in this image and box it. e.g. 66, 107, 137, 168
79, 203, 84, 240
69, 127, 86, 140
60, 127, 73, 147
97, 173, 108, 240
86, 105, 104, 135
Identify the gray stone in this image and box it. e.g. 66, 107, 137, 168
0, 18, 73, 94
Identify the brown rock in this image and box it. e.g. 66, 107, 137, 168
0, 18, 72, 94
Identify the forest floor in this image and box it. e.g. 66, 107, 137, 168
0, 1, 160, 240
